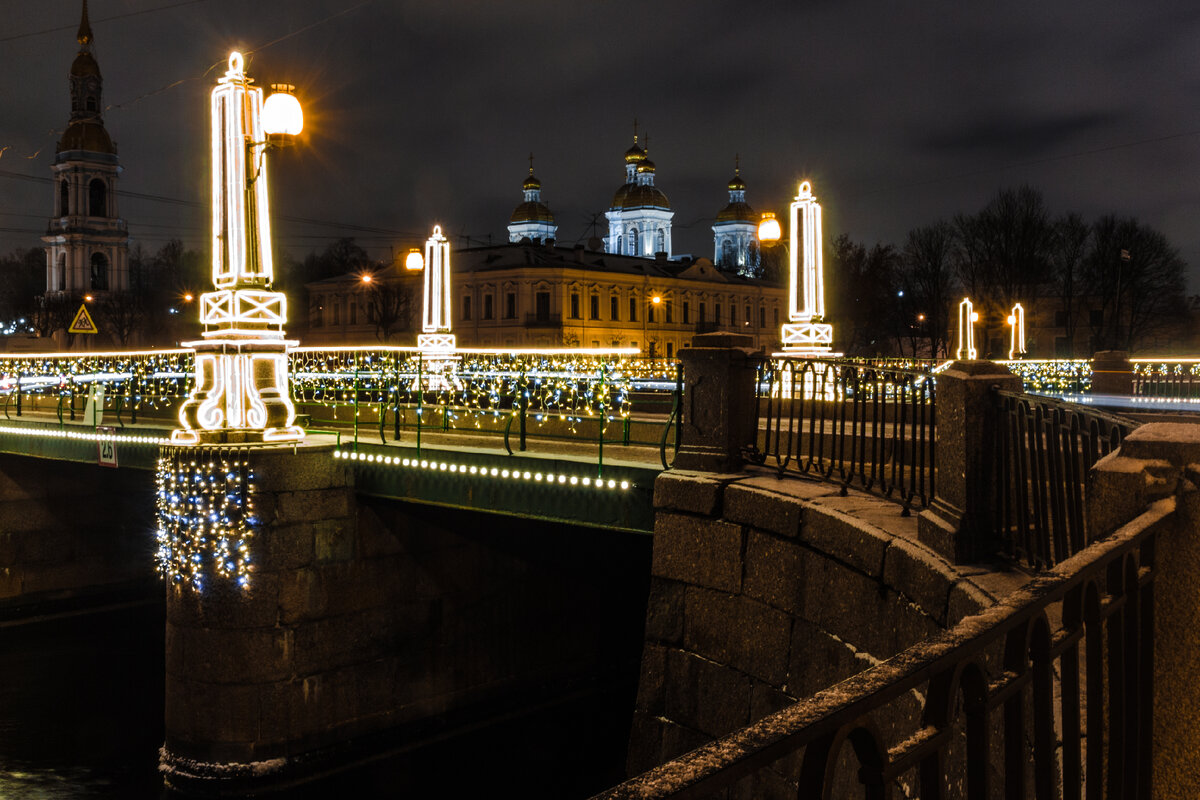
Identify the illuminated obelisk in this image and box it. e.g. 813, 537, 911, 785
955, 298, 978, 360
172, 52, 303, 444
780, 181, 834, 353
415, 224, 462, 390
417, 225, 455, 352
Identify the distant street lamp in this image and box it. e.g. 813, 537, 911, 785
405, 248, 424, 271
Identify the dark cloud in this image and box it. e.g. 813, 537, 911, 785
916, 111, 1127, 160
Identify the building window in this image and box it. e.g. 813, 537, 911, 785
647, 304, 655, 324
682, 301, 689, 324
630, 228, 639, 256
759, 306, 766, 328
656, 229, 665, 253
349, 301, 357, 325
629, 297, 637, 322
699, 302, 706, 323
505, 292, 516, 319
59, 180, 69, 217
774, 308, 780, 326
56, 253, 66, 291
312, 300, 323, 328
590, 295, 600, 320
88, 179, 106, 217
610, 295, 619, 321
665, 302, 673, 324
483, 294, 494, 320
715, 303, 722, 326
89, 252, 108, 290
666, 342, 674, 357
462, 295, 472, 321
569, 293, 580, 319
536, 291, 550, 322
730, 304, 736, 326
745, 304, 752, 327
333, 302, 341, 325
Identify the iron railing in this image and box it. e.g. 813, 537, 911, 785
749, 357, 935, 514
1131, 359, 1200, 399
592, 499, 1165, 800
995, 390, 1141, 568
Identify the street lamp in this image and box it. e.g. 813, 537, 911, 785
759, 183, 834, 355
405, 248, 424, 271
172, 51, 305, 445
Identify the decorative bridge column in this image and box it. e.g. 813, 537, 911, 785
673, 332, 763, 473
918, 360, 1022, 562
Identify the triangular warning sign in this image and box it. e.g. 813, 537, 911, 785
68, 303, 98, 334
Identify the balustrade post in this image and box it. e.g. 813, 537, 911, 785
1091, 350, 1133, 396
917, 360, 1021, 562
672, 332, 762, 473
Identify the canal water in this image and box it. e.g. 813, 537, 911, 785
0, 600, 638, 799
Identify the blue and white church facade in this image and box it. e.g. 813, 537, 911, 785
712, 166, 758, 276
507, 158, 557, 243
604, 137, 674, 258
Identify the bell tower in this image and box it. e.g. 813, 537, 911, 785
42, 0, 130, 295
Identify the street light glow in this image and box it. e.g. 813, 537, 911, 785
757, 212, 782, 244
262, 84, 303, 136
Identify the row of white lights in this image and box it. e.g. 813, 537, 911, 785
333, 449, 630, 490
0, 425, 168, 444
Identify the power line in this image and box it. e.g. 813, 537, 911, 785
0, 0, 208, 44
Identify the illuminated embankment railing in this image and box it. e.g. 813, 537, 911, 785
1131, 358, 1200, 399
289, 347, 682, 464
994, 358, 1091, 394
749, 357, 935, 514
0, 349, 193, 421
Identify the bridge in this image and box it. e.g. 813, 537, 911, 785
1, 336, 1199, 796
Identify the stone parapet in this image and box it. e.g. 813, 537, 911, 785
672, 333, 763, 473
629, 468, 1024, 776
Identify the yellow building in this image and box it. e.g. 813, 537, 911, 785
304, 241, 786, 355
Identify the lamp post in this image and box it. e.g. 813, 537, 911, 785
172, 51, 305, 445
758, 183, 835, 355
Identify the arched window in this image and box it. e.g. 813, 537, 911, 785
56, 253, 66, 291
629, 228, 639, 256
90, 252, 109, 291
88, 179, 106, 217
656, 229, 665, 254
721, 240, 735, 267
59, 180, 69, 217
86, 97, 97, 112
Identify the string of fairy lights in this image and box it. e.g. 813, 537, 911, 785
155, 448, 258, 591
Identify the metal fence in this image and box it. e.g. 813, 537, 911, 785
592, 499, 1164, 800
1131, 359, 1200, 399
749, 357, 935, 514
995, 390, 1140, 568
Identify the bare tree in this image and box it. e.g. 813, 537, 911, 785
1084, 216, 1188, 352
1046, 214, 1090, 357
363, 277, 413, 343
96, 291, 143, 346
900, 221, 958, 359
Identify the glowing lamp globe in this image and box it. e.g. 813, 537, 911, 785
263, 85, 303, 137
757, 212, 782, 245
405, 249, 424, 271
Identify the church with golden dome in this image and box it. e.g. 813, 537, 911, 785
42, 0, 130, 296
712, 160, 759, 274
604, 132, 674, 259
507, 155, 557, 243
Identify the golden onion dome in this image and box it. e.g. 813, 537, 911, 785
637, 159, 657, 174
510, 201, 555, 224
616, 184, 671, 210
522, 173, 542, 191
716, 201, 756, 223
624, 142, 646, 164
58, 120, 115, 154
70, 50, 101, 79
727, 173, 746, 191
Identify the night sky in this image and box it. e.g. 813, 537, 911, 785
2, 1, 1199, 287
